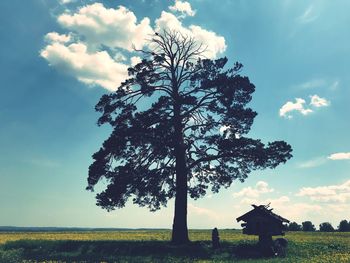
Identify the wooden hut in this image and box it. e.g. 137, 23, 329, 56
236, 204, 289, 246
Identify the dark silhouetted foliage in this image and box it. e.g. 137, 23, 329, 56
319, 222, 334, 232
338, 220, 350, 232
302, 221, 316, 232
287, 222, 302, 231
87, 30, 293, 244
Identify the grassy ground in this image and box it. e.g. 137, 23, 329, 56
0, 230, 349, 262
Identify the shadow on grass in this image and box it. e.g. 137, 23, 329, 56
1, 240, 273, 262
231, 242, 265, 259
2, 240, 212, 262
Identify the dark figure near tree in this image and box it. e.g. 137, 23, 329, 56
211, 227, 220, 249
87, 30, 293, 244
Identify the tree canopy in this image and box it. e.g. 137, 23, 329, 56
338, 220, 350, 232
87, 30, 293, 243
319, 222, 335, 232
288, 222, 302, 231
302, 221, 316, 232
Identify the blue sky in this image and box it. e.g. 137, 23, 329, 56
1, 0, 349, 229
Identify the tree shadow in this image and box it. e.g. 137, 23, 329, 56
2, 239, 278, 262
3, 240, 213, 262
232, 242, 265, 259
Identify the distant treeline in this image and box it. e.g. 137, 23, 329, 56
0, 226, 169, 232
287, 220, 350, 232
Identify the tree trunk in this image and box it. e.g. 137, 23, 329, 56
171, 98, 189, 244
171, 150, 189, 244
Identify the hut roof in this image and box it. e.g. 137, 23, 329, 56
236, 204, 289, 223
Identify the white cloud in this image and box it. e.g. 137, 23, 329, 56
233, 180, 350, 227
233, 181, 274, 199
42, 2, 226, 91
296, 180, 350, 203
45, 32, 71, 43
130, 56, 142, 66
188, 203, 219, 220
219, 125, 240, 139
279, 98, 313, 118
40, 41, 128, 91
280, 95, 330, 118
297, 5, 318, 24
234, 195, 322, 224
328, 152, 350, 160
59, 0, 75, 4
169, 0, 196, 17
58, 3, 153, 51
219, 125, 229, 134
155, 11, 226, 58
310, 95, 330, 107
275, 202, 322, 222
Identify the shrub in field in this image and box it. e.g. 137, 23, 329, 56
319, 222, 335, 232
338, 220, 350, 232
287, 222, 302, 231
302, 221, 316, 232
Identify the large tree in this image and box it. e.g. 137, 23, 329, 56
87, 31, 292, 244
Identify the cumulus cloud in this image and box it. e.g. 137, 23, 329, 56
274, 202, 322, 222
59, 0, 75, 4
58, 3, 153, 51
219, 125, 229, 134
130, 56, 142, 66
42, 1, 226, 91
155, 11, 226, 58
296, 180, 350, 203
310, 95, 330, 107
45, 32, 71, 43
279, 98, 313, 118
328, 152, 350, 160
234, 195, 322, 224
233, 180, 350, 226
233, 181, 274, 199
40, 41, 128, 91
280, 95, 330, 118
169, 0, 196, 17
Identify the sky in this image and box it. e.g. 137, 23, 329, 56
1, 0, 349, 230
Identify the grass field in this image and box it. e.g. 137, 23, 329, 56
0, 230, 349, 262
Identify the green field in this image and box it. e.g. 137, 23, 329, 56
0, 230, 349, 262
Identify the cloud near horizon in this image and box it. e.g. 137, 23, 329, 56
328, 152, 350, 160
232, 180, 350, 226
296, 180, 350, 203
41, 1, 226, 91
233, 181, 274, 199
